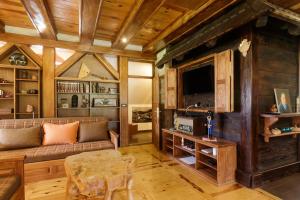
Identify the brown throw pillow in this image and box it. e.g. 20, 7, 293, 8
0, 126, 41, 150
79, 121, 109, 142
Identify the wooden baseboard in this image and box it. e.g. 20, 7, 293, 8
236, 162, 300, 188
24, 159, 66, 184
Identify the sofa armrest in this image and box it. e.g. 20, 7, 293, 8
0, 155, 25, 177
109, 130, 119, 150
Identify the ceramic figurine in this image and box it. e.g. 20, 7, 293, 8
26, 105, 34, 113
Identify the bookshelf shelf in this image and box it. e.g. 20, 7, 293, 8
162, 129, 236, 186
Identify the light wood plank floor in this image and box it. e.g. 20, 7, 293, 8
25, 144, 280, 200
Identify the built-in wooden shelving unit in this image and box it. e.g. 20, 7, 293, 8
260, 113, 300, 142
54, 53, 120, 131
162, 129, 236, 186
0, 47, 41, 119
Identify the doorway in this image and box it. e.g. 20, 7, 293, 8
128, 61, 153, 145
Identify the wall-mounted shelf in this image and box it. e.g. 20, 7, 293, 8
260, 113, 300, 142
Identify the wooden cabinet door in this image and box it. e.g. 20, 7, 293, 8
215, 50, 234, 113
165, 68, 177, 109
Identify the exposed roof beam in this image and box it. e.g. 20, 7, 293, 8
0, 33, 155, 60
20, 0, 57, 40
112, 0, 144, 49
156, 0, 270, 66
263, 0, 300, 26
112, 0, 166, 49
55, 52, 86, 77
147, 0, 238, 52
79, 0, 103, 45
143, 0, 218, 52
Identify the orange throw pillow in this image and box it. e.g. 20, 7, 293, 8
42, 121, 79, 145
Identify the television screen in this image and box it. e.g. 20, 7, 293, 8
182, 64, 214, 95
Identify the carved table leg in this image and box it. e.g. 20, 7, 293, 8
127, 177, 133, 200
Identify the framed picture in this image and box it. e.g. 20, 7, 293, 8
93, 98, 117, 107
274, 88, 292, 113
109, 88, 118, 94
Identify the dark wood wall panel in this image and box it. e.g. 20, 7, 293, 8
254, 28, 299, 172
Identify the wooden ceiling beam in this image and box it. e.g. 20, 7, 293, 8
0, 33, 155, 60
79, 0, 103, 45
94, 54, 120, 80
147, 0, 238, 52
0, 43, 15, 61
20, 0, 57, 40
112, 0, 166, 49
112, 0, 144, 49
156, 0, 270, 66
143, 0, 218, 52
16, 44, 43, 67
55, 52, 86, 77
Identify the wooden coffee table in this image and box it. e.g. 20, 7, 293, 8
64, 150, 135, 200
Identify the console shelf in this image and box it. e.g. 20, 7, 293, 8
260, 113, 300, 142
162, 129, 236, 186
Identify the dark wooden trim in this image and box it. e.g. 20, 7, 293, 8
240, 26, 256, 175
156, 0, 270, 66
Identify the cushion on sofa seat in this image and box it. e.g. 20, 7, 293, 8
79, 121, 109, 142
0, 140, 114, 163
43, 121, 79, 145
0, 126, 41, 150
0, 175, 20, 200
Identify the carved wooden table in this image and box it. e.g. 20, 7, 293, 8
64, 150, 135, 200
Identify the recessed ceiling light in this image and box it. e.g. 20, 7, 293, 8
121, 37, 128, 43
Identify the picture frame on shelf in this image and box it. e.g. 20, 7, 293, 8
93, 98, 117, 107
109, 88, 118, 94
274, 88, 292, 113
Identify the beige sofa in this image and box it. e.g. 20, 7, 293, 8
0, 117, 118, 183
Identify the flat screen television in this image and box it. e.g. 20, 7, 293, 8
182, 64, 214, 95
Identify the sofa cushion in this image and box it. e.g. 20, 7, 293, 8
0, 175, 20, 200
43, 121, 79, 145
0, 140, 114, 163
79, 121, 109, 142
0, 127, 41, 150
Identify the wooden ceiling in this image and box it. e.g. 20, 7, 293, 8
0, 0, 299, 53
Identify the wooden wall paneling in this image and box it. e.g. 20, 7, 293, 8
215, 49, 234, 113
79, 0, 103, 44
0, 33, 155, 61
119, 56, 128, 146
94, 54, 120, 79
20, 0, 57, 39
42, 47, 55, 117
55, 52, 86, 77
112, 0, 166, 49
165, 68, 177, 109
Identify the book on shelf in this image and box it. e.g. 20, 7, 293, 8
179, 156, 195, 165
201, 148, 213, 154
